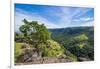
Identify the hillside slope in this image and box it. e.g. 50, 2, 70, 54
49, 26, 94, 61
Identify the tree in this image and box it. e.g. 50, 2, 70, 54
67, 34, 90, 58
19, 19, 51, 48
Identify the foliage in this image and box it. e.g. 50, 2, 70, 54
67, 34, 94, 59
65, 50, 77, 61
18, 19, 67, 58
15, 32, 24, 39
74, 34, 88, 42
19, 19, 51, 48
38, 40, 65, 57
50, 27, 94, 60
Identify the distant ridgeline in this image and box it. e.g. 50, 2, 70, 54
49, 26, 94, 61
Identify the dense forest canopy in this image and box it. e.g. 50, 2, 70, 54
49, 26, 94, 60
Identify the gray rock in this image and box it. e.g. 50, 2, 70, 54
17, 48, 42, 63
78, 57, 90, 61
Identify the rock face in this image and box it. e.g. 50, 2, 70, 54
15, 57, 73, 65
17, 48, 42, 63
15, 47, 74, 65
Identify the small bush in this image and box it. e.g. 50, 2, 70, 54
38, 40, 65, 57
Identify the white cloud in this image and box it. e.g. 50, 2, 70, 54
73, 8, 92, 18
15, 6, 94, 32
51, 7, 93, 28
80, 21, 94, 26
72, 17, 94, 22
80, 17, 94, 21
15, 11, 60, 32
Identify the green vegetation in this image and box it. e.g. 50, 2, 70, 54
38, 40, 65, 57
19, 19, 51, 46
15, 19, 94, 64
15, 43, 25, 62
50, 27, 94, 61
74, 34, 88, 42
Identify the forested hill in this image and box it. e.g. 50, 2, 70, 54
49, 26, 93, 36
49, 26, 94, 60
49, 26, 94, 42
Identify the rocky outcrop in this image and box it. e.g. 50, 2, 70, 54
17, 48, 42, 63
15, 40, 77, 65
15, 47, 74, 65
15, 57, 73, 65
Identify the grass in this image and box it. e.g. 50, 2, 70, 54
15, 42, 26, 62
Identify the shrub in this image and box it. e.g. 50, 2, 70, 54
38, 40, 65, 57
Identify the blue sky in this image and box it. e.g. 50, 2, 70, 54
15, 3, 94, 31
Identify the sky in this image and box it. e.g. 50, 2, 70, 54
15, 3, 94, 32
